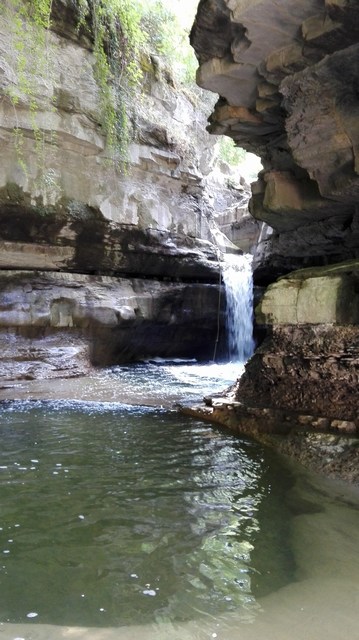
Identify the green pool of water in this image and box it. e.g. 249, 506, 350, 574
0, 400, 296, 627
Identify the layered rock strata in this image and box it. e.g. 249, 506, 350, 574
0, 271, 222, 380
0, 0, 246, 379
191, 0, 359, 279
241, 260, 359, 421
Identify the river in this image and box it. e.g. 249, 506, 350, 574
0, 361, 359, 640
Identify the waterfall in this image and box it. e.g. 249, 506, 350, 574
222, 253, 254, 363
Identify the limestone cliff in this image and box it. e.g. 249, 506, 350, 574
0, 0, 246, 379
241, 260, 359, 423
191, 0, 359, 432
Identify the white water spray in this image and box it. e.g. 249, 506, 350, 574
222, 253, 254, 363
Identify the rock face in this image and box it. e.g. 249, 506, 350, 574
0, 3, 219, 247
238, 323, 359, 421
191, 0, 359, 280
0, 271, 222, 380
256, 261, 359, 326
239, 260, 359, 422
191, 0, 359, 431
0, 0, 245, 380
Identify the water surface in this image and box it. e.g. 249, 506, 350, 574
0, 361, 243, 406
0, 362, 359, 640
0, 400, 294, 627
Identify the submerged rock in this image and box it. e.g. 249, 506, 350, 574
182, 399, 359, 485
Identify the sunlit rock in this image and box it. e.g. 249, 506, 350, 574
256, 261, 359, 325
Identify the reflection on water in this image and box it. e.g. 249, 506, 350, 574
100, 360, 243, 406
0, 400, 294, 627
0, 362, 359, 640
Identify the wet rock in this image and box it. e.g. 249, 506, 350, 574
239, 262, 359, 422
237, 324, 359, 422
0, 206, 221, 282
181, 399, 359, 484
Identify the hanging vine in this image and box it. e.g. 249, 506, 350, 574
4, 0, 53, 176
3, 0, 199, 169
84, 0, 146, 165
3, 0, 147, 170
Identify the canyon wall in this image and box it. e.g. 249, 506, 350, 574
191, 0, 359, 428
0, 0, 249, 381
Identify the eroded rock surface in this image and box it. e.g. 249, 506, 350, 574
191, 0, 359, 449
238, 323, 359, 421
0, 0, 245, 379
0, 271, 223, 380
237, 261, 359, 421
191, 0, 359, 278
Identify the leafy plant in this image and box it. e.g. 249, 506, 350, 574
5, 0, 146, 168
4, 0, 215, 169
69, 0, 145, 165
83, 0, 202, 163
216, 137, 247, 166
4, 0, 53, 176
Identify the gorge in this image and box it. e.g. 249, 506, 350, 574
1, 2, 359, 639
0, 0, 358, 478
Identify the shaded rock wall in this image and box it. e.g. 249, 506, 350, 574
238, 261, 359, 421
0, 271, 221, 380
238, 323, 359, 422
0, 0, 243, 378
191, 0, 359, 427
191, 0, 359, 281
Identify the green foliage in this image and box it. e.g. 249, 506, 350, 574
5, 0, 53, 176
27, 0, 52, 28
75, 0, 149, 165
216, 137, 247, 166
139, 0, 199, 87
141, 2, 182, 63
6, 0, 146, 168
78, 0, 200, 163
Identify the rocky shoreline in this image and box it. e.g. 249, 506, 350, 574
181, 395, 359, 485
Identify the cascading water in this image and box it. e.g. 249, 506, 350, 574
222, 253, 255, 362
